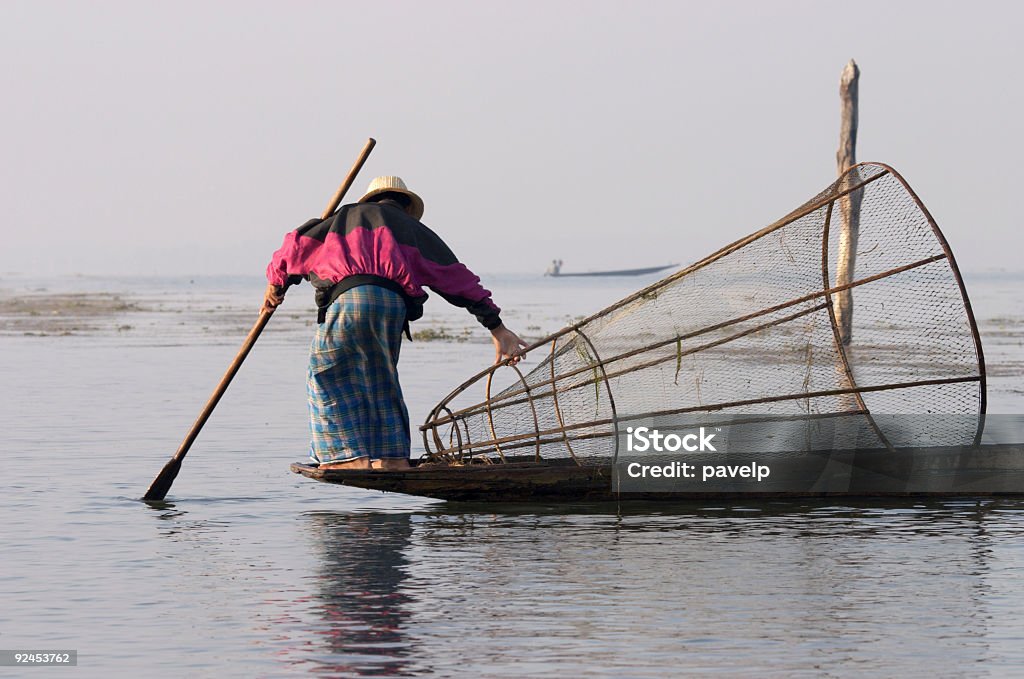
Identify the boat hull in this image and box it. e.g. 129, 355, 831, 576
291, 460, 612, 502
291, 444, 1024, 502
547, 263, 677, 277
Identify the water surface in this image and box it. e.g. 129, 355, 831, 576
1, 273, 1023, 677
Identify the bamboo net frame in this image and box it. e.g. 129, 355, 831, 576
420, 163, 987, 466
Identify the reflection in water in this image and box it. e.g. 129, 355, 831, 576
304, 512, 416, 677
293, 501, 1019, 676
128, 496, 1024, 676
142, 499, 188, 522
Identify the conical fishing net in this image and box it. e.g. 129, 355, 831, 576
420, 163, 986, 467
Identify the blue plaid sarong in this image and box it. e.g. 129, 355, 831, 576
307, 285, 410, 464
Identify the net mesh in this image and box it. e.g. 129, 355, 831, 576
420, 163, 986, 466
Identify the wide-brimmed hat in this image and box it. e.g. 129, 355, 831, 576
358, 176, 425, 220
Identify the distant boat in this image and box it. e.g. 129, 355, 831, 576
544, 259, 677, 277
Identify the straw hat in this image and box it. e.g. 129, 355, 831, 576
358, 176, 425, 220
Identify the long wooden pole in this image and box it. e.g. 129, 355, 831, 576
143, 138, 376, 501
834, 59, 861, 345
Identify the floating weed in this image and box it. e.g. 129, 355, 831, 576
412, 326, 473, 342
574, 339, 602, 415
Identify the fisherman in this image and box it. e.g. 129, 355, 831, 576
263, 176, 527, 470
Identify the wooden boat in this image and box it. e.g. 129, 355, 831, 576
291, 443, 1024, 502
544, 260, 678, 277
292, 457, 609, 502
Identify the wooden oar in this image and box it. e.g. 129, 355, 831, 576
143, 138, 377, 501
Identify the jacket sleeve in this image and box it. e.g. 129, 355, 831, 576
265, 219, 322, 288
407, 224, 503, 330
430, 272, 503, 330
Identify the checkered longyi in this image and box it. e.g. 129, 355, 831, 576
307, 285, 410, 464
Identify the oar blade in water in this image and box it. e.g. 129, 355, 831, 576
142, 457, 182, 501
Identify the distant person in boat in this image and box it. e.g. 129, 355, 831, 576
262, 176, 527, 471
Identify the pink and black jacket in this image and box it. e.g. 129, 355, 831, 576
266, 202, 502, 329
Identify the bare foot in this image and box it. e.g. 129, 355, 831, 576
371, 458, 411, 470
319, 457, 371, 470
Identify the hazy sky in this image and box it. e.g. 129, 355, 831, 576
2, 0, 1021, 277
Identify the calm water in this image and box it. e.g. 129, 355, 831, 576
1, 273, 1023, 677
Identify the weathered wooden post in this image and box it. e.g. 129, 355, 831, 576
834, 59, 861, 345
